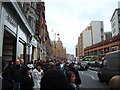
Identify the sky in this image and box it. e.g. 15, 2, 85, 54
44, 0, 119, 56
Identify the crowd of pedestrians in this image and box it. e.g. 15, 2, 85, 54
1, 59, 81, 90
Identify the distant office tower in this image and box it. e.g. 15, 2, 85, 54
110, 8, 120, 36
83, 26, 92, 49
77, 21, 104, 57
118, 1, 120, 8
90, 21, 104, 44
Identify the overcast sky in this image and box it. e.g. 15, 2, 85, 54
44, 0, 119, 56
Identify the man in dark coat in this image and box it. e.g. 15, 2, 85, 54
20, 67, 34, 90
12, 59, 24, 90
1, 60, 13, 90
2, 61, 14, 84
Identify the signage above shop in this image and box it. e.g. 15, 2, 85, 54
31, 37, 37, 47
5, 12, 17, 34
6, 14, 17, 28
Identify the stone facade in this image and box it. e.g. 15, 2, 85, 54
52, 38, 66, 60
22, 2, 52, 60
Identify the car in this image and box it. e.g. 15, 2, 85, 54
88, 61, 96, 67
97, 50, 120, 83
88, 61, 102, 67
79, 61, 88, 71
74, 64, 80, 70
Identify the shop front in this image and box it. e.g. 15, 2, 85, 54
1, 6, 17, 62
30, 37, 37, 61
0, 3, 34, 63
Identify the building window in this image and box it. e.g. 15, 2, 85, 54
17, 41, 25, 60
28, 16, 35, 31
31, 2, 34, 8
28, 16, 33, 25
111, 45, 118, 51
101, 35, 104, 41
101, 28, 103, 32
113, 28, 116, 34
2, 30, 16, 62
112, 22, 115, 28
31, 2, 36, 9
23, 3, 30, 13
32, 46, 36, 60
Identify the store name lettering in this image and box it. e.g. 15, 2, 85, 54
6, 14, 17, 27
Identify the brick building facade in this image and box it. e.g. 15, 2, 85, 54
52, 38, 66, 61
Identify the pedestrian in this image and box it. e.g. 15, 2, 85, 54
67, 63, 81, 89
47, 63, 57, 71
40, 69, 69, 89
1, 60, 13, 90
27, 61, 34, 73
56, 63, 61, 70
109, 75, 120, 90
46, 61, 54, 72
32, 63, 44, 89
2, 60, 14, 84
66, 71, 77, 90
12, 59, 24, 90
20, 59, 25, 68
20, 67, 34, 90
42, 61, 48, 73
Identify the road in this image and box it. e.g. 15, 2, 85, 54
78, 70, 109, 89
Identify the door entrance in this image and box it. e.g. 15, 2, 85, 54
2, 30, 16, 62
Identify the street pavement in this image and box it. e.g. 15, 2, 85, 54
78, 69, 109, 89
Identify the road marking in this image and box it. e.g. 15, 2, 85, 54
82, 73, 99, 80
79, 71, 99, 80
88, 70, 97, 73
